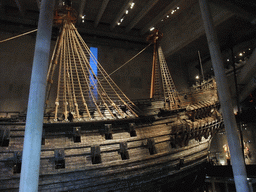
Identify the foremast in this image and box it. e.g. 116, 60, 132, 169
45, 5, 139, 122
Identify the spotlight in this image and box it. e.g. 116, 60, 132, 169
150, 27, 155, 31
130, 2, 135, 9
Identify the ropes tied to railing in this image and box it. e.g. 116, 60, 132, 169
47, 21, 140, 122
0, 29, 38, 44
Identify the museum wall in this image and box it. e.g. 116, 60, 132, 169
98, 45, 152, 100
0, 31, 37, 112
0, 30, 154, 113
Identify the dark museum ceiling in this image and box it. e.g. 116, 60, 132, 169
0, 0, 256, 66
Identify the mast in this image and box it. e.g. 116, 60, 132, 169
147, 29, 163, 99
45, 4, 139, 122
147, 29, 181, 110
158, 46, 181, 110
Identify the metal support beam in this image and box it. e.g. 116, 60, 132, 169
211, 180, 216, 192
14, 0, 26, 17
140, 0, 183, 35
110, 0, 133, 30
19, 0, 55, 191
94, 0, 109, 28
77, 0, 86, 25
125, 0, 159, 33
198, 0, 249, 192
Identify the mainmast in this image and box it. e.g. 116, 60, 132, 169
147, 29, 163, 100
147, 29, 181, 110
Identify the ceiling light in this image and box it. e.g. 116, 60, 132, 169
125, 10, 129, 14
120, 18, 124, 22
82, 15, 85, 19
117, 22, 121, 25
177, 7, 180, 9
130, 2, 135, 9
239, 53, 243, 56
195, 75, 199, 79
82, 20, 84, 23
167, 15, 169, 18
249, 48, 251, 50
150, 27, 155, 31
227, 59, 229, 61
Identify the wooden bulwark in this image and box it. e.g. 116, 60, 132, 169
0, 113, 222, 191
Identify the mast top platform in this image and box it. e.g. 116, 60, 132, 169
146, 29, 163, 44
54, 5, 77, 26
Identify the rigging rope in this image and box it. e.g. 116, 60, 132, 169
108, 42, 152, 76
0, 29, 38, 43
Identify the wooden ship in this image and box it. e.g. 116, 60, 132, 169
0, 4, 223, 192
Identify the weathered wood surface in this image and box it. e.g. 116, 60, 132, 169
0, 86, 221, 191
0, 116, 217, 191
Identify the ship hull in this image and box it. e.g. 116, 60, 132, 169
0, 109, 221, 191
0, 82, 221, 191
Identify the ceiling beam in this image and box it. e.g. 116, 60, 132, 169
94, 0, 109, 28
36, 0, 41, 10
160, 2, 234, 59
125, 0, 159, 33
77, 0, 86, 25
238, 48, 256, 85
237, 49, 256, 102
14, 0, 26, 17
110, 0, 133, 30
0, 0, 5, 15
210, 0, 256, 24
239, 77, 256, 103
78, 21, 145, 44
140, 0, 183, 35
